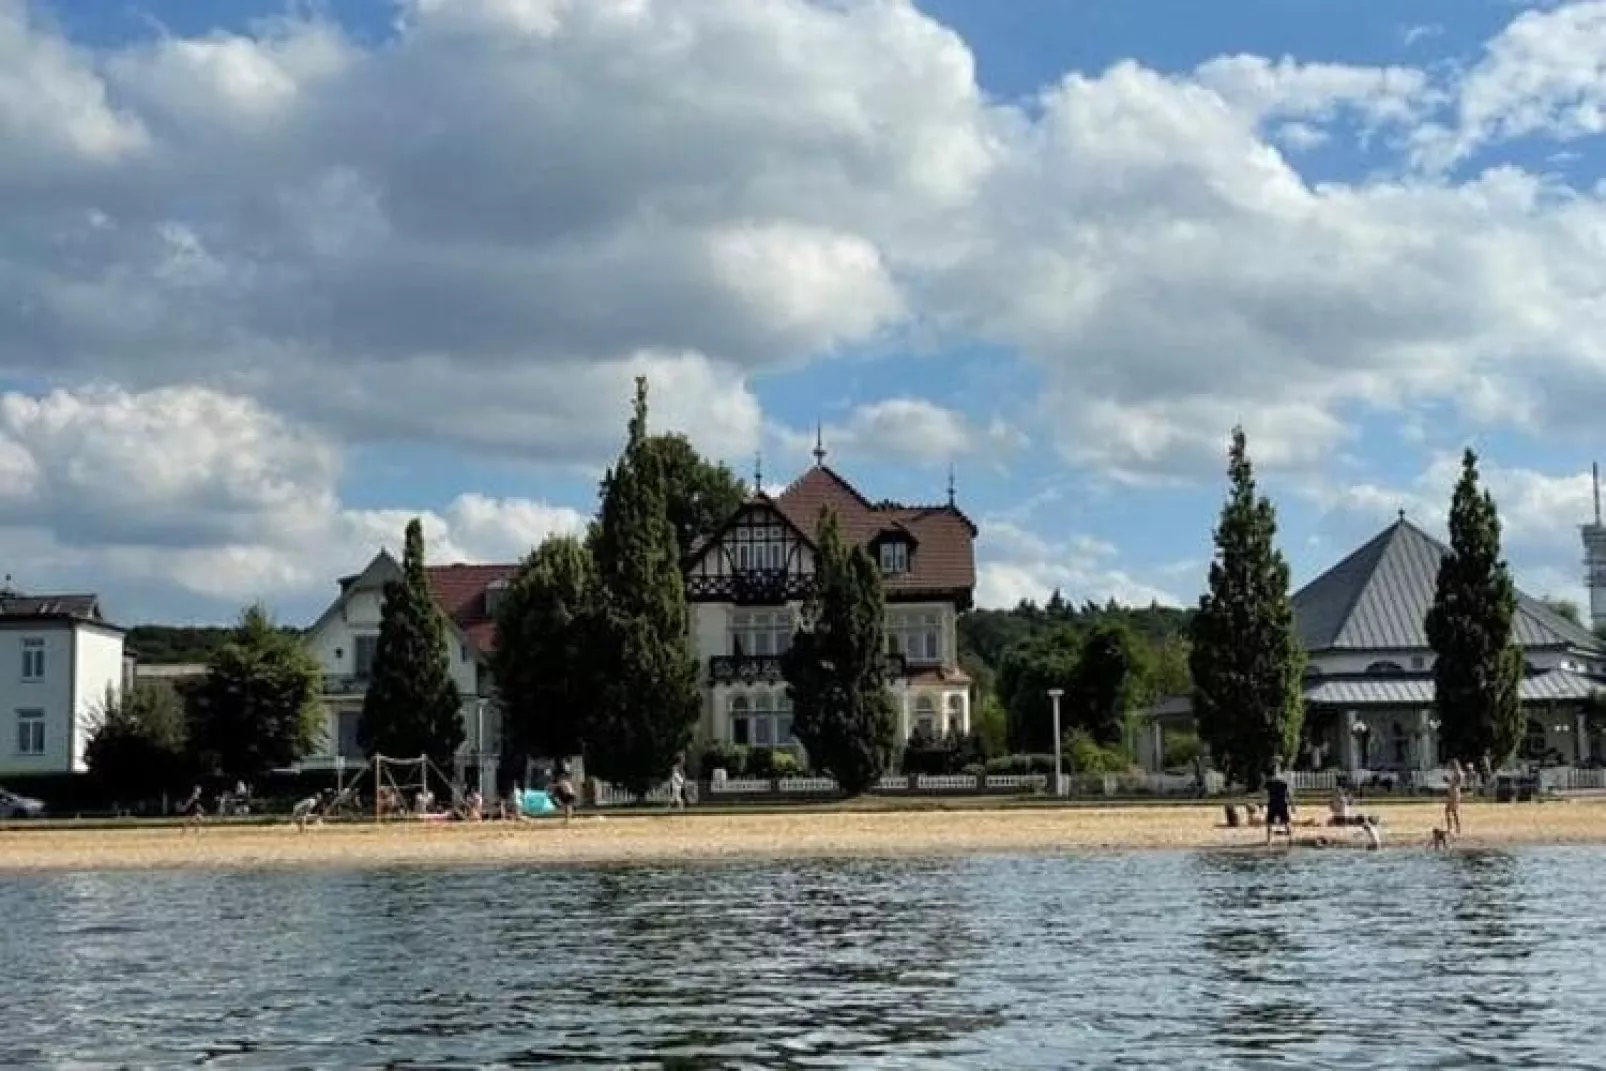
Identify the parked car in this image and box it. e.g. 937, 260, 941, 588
0, 787, 45, 819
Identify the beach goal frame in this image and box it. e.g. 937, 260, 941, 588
320, 753, 465, 821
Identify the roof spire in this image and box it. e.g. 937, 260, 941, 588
753, 451, 763, 494
947, 463, 956, 507
1397, 508, 1406, 523
813, 422, 826, 467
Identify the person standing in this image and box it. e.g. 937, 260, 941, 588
669, 756, 687, 811
1445, 759, 1464, 838
1264, 764, 1293, 846
178, 785, 205, 834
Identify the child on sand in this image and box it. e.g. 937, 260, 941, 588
291, 793, 322, 831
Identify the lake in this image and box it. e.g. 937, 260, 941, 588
2, 846, 1603, 1068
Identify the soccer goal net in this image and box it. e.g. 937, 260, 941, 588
318, 754, 463, 821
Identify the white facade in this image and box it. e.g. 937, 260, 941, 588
300, 553, 500, 778
686, 500, 972, 756
0, 621, 126, 776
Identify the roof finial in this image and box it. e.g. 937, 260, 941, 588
1397, 508, 1406, 523
813, 422, 826, 467
753, 451, 763, 494
947, 463, 956, 507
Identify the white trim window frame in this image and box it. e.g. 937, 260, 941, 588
15, 708, 44, 756
20, 638, 44, 682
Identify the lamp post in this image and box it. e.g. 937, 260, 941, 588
1048, 688, 1065, 797
475, 698, 487, 793
1351, 719, 1370, 772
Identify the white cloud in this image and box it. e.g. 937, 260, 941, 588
0, 385, 587, 606
775, 398, 1025, 467
974, 520, 1180, 610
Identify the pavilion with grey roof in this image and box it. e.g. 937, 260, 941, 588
1139, 515, 1606, 773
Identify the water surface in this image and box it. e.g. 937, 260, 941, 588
2, 847, 1603, 1068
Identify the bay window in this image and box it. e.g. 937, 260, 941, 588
727, 692, 796, 748
731, 610, 794, 657
886, 610, 942, 663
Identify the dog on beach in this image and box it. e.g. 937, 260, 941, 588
1428, 827, 1449, 850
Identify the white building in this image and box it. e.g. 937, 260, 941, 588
0, 589, 127, 776
685, 454, 978, 755
301, 552, 510, 788
1139, 514, 1606, 773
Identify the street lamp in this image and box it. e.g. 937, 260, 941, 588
1351, 719, 1371, 770
1047, 688, 1065, 797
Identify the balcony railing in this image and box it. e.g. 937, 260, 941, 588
709, 652, 909, 685
322, 674, 370, 695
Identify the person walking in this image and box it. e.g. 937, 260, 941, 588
1264, 763, 1293, 846
669, 755, 688, 811
1444, 759, 1464, 839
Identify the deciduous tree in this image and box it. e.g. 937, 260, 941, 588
190, 604, 323, 780
996, 628, 1079, 752
1189, 427, 1305, 791
492, 534, 600, 767
781, 508, 898, 794
1426, 449, 1524, 769
86, 680, 189, 804
359, 519, 465, 767
643, 433, 750, 559
1069, 621, 1138, 746
587, 379, 702, 796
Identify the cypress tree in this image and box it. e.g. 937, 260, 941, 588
492, 534, 599, 768
1189, 427, 1305, 791
587, 378, 701, 796
359, 518, 465, 767
1425, 449, 1523, 770
781, 508, 897, 795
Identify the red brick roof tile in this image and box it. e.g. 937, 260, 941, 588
771, 465, 976, 597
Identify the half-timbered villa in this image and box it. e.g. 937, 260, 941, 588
683, 443, 978, 757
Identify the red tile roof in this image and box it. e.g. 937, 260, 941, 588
771, 465, 976, 597
425, 563, 517, 654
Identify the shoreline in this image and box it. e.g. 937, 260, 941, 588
3, 800, 1604, 872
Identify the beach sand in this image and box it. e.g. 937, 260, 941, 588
3, 799, 1605, 872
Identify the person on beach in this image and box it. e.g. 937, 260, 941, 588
669, 755, 687, 811
179, 785, 205, 833
1264, 765, 1293, 845
291, 792, 322, 831
550, 763, 577, 823
1445, 759, 1464, 839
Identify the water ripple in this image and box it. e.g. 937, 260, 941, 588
2, 847, 1605, 1067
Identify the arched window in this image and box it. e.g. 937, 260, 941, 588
1365, 661, 1406, 675
752, 692, 776, 746
915, 695, 936, 736
946, 693, 964, 733
729, 695, 751, 746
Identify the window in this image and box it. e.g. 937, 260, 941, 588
1523, 718, 1547, 761
879, 541, 909, 574
20, 638, 44, 681
731, 523, 786, 573
1410, 656, 1425, 670
1365, 660, 1405, 675
1390, 720, 1409, 765
354, 635, 379, 680
886, 611, 941, 662
914, 695, 937, 737
485, 580, 509, 617
946, 693, 965, 733
15, 709, 43, 756
731, 611, 793, 657
728, 692, 795, 748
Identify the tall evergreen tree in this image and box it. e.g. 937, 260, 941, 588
1189, 427, 1305, 791
587, 378, 702, 796
492, 534, 599, 767
189, 604, 323, 780
359, 519, 464, 767
1425, 449, 1523, 769
781, 508, 897, 794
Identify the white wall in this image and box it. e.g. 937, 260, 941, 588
0, 625, 75, 776
71, 626, 126, 774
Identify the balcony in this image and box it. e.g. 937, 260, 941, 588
709, 652, 909, 685
709, 654, 785, 685
323, 674, 370, 696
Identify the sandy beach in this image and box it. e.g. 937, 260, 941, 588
3, 799, 1605, 872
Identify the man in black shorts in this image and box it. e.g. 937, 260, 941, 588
1265, 763, 1293, 845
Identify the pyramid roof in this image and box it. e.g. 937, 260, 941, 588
1292, 517, 1602, 653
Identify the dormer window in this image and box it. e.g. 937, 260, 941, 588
485, 579, 510, 617
879, 540, 909, 574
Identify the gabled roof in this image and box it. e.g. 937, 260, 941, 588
309, 551, 517, 656
1293, 517, 1602, 653
426, 563, 518, 654
770, 465, 976, 595
0, 591, 115, 629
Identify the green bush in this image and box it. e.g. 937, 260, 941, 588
983, 753, 1057, 775
1067, 730, 1132, 775
746, 746, 804, 779
768, 750, 803, 778
1162, 730, 1203, 769
698, 742, 748, 778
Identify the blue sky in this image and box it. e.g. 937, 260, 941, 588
0, 0, 1603, 626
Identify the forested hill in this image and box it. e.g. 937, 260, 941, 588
958, 594, 1191, 677
125, 625, 300, 664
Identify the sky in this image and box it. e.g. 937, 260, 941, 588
2, 0, 1605, 627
